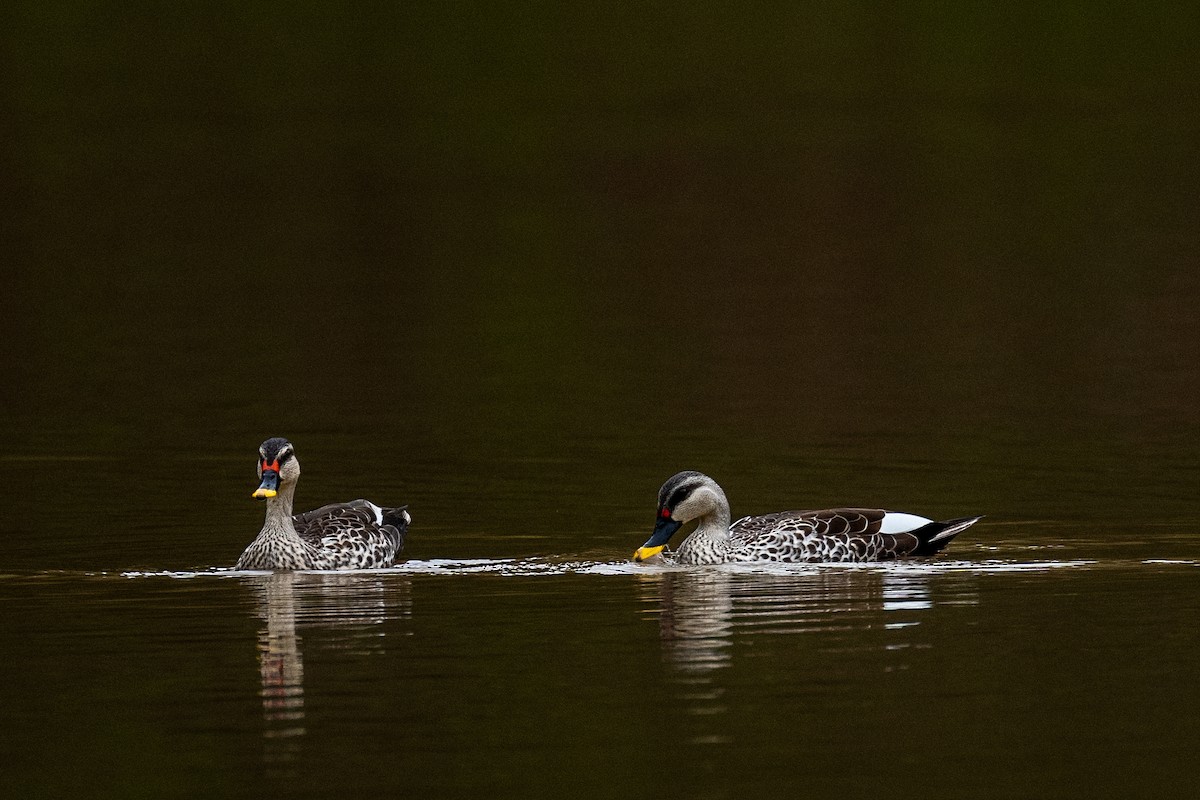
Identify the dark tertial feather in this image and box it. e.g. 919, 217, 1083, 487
907, 515, 981, 556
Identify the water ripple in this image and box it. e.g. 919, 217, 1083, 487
114, 555, 1110, 580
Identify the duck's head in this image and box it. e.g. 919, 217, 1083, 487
253, 437, 300, 499
633, 471, 727, 562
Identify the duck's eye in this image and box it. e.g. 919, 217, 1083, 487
660, 507, 672, 519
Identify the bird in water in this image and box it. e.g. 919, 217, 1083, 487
633, 471, 979, 565
235, 437, 410, 570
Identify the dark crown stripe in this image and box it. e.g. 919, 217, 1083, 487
259, 437, 293, 461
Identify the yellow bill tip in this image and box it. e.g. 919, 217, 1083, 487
252, 488, 278, 499
633, 545, 665, 563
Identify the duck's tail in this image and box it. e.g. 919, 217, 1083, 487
911, 515, 982, 556
377, 505, 410, 559
382, 506, 411, 533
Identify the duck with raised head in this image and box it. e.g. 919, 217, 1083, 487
633, 471, 979, 565
235, 437, 410, 570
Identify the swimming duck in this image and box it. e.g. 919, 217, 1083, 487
633, 471, 979, 565
235, 437, 409, 570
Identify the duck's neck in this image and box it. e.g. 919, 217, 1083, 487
676, 499, 734, 564
261, 481, 299, 536
693, 506, 733, 545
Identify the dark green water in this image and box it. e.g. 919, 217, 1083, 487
2, 3, 1198, 798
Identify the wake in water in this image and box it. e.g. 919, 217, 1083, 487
115, 555, 1122, 580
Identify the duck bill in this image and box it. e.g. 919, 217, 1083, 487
633, 545, 665, 562
632, 516, 682, 562
253, 470, 280, 499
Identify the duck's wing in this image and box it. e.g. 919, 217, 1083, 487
730, 509, 976, 561
292, 499, 409, 568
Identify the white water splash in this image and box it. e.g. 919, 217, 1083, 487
113, 556, 1113, 580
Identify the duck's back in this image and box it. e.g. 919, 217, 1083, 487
293, 500, 410, 569
728, 508, 969, 562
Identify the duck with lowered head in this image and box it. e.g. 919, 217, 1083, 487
633, 471, 979, 565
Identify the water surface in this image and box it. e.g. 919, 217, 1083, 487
3, 541, 1197, 798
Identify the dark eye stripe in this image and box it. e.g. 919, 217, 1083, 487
667, 483, 700, 509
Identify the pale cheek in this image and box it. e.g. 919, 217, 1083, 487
673, 493, 710, 521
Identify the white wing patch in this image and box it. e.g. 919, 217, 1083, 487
366, 501, 384, 525
879, 512, 932, 534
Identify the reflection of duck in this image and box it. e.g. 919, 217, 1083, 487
641, 567, 945, 749
236, 437, 410, 570
256, 572, 307, 770
645, 567, 941, 674
634, 471, 980, 564
246, 571, 412, 771
656, 571, 735, 673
